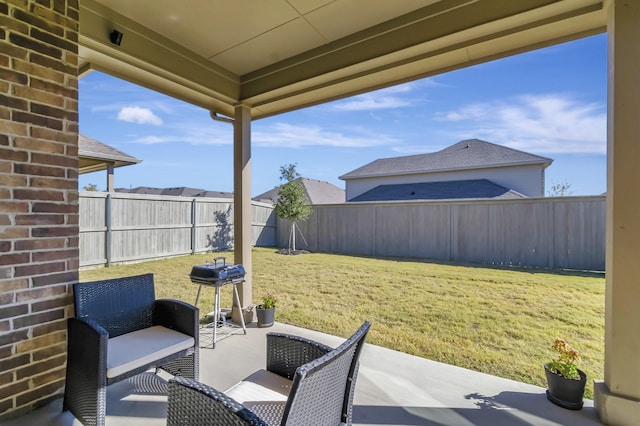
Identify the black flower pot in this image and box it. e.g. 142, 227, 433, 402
544, 364, 587, 410
256, 306, 275, 327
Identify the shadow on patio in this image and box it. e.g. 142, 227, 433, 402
5, 322, 601, 426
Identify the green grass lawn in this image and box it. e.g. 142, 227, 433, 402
80, 247, 604, 398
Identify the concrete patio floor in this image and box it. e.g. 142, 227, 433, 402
3, 322, 601, 425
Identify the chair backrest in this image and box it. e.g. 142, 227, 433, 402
73, 273, 156, 338
282, 321, 370, 426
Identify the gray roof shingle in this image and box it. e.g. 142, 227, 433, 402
349, 179, 525, 202
78, 134, 141, 173
339, 139, 552, 180
254, 178, 345, 204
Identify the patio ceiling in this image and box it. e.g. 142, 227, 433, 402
78, 0, 606, 120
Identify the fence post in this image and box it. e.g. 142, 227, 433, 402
191, 198, 197, 255
105, 193, 112, 267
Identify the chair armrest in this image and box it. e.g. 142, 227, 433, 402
154, 299, 199, 339
266, 332, 333, 380
63, 318, 109, 418
167, 377, 267, 426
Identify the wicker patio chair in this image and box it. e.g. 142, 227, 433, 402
63, 273, 199, 426
167, 321, 370, 426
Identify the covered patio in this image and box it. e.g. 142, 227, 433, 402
5, 323, 602, 425
1, 0, 640, 424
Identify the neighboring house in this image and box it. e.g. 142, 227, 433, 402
340, 139, 552, 202
254, 178, 345, 204
116, 186, 234, 198
79, 134, 141, 191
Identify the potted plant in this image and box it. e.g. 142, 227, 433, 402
256, 292, 277, 327
544, 338, 587, 410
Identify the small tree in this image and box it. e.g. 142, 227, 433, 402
274, 164, 312, 252
548, 180, 573, 197
83, 183, 99, 191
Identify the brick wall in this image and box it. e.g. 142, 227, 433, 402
0, 0, 79, 419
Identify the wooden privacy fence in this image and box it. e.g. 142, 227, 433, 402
79, 192, 276, 267
278, 196, 606, 271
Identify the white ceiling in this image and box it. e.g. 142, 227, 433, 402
78, 0, 606, 119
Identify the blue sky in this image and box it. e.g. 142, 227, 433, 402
79, 33, 607, 197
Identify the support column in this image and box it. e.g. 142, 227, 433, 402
106, 163, 115, 192
232, 104, 253, 323
594, 1, 640, 424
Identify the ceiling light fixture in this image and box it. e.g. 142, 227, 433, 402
110, 30, 123, 46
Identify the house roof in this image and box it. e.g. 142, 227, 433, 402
254, 178, 345, 205
116, 186, 234, 198
78, 133, 141, 174
340, 139, 553, 180
349, 179, 526, 202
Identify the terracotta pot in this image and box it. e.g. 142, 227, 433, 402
256, 306, 275, 327
544, 364, 587, 410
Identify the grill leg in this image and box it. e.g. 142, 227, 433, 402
232, 283, 247, 335
213, 286, 221, 348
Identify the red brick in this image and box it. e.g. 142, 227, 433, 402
0, 241, 10, 253
0, 147, 28, 162
16, 330, 65, 353
12, 111, 63, 130
0, 68, 28, 85
12, 8, 64, 37
0, 118, 28, 136
0, 292, 12, 305
16, 214, 65, 226
0, 227, 29, 239
13, 83, 65, 106
14, 163, 65, 178
32, 202, 76, 213
32, 318, 66, 336
31, 102, 74, 121
13, 309, 65, 330
0, 94, 28, 111
0, 304, 28, 320
14, 261, 66, 277
0, 329, 29, 347
31, 248, 73, 262
0, 174, 28, 186
9, 33, 62, 59
0, 379, 29, 401
14, 189, 65, 202
15, 284, 67, 301
0, 201, 28, 213
30, 272, 77, 288
32, 295, 71, 312
0, 278, 29, 292
29, 127, 70, 142
31, 27, 76, 52
31, 151, 76, 168
31, 75, 77, 98
32, 225, 77, 238
32, 342, 65, 362
32, 366, 65, 387
14, 238, 65, 251
0, 354, 29, 374
14, 137, 65, 154
0, 253, 29, 267
16, 378, 64, 406
0, 320, 9, 331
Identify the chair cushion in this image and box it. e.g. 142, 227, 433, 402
225, 369, 291, 404
107, 325, 194, 378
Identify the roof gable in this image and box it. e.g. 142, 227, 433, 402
340, 139, 552, 180
254, 178, 345, 204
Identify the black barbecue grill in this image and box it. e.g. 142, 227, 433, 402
189, 257, 247, 348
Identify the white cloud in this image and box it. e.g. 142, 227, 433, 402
253, 123, 397, 148
435, 94, 606, 154
117, 106, 163, 125
330, 83, 417, 111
